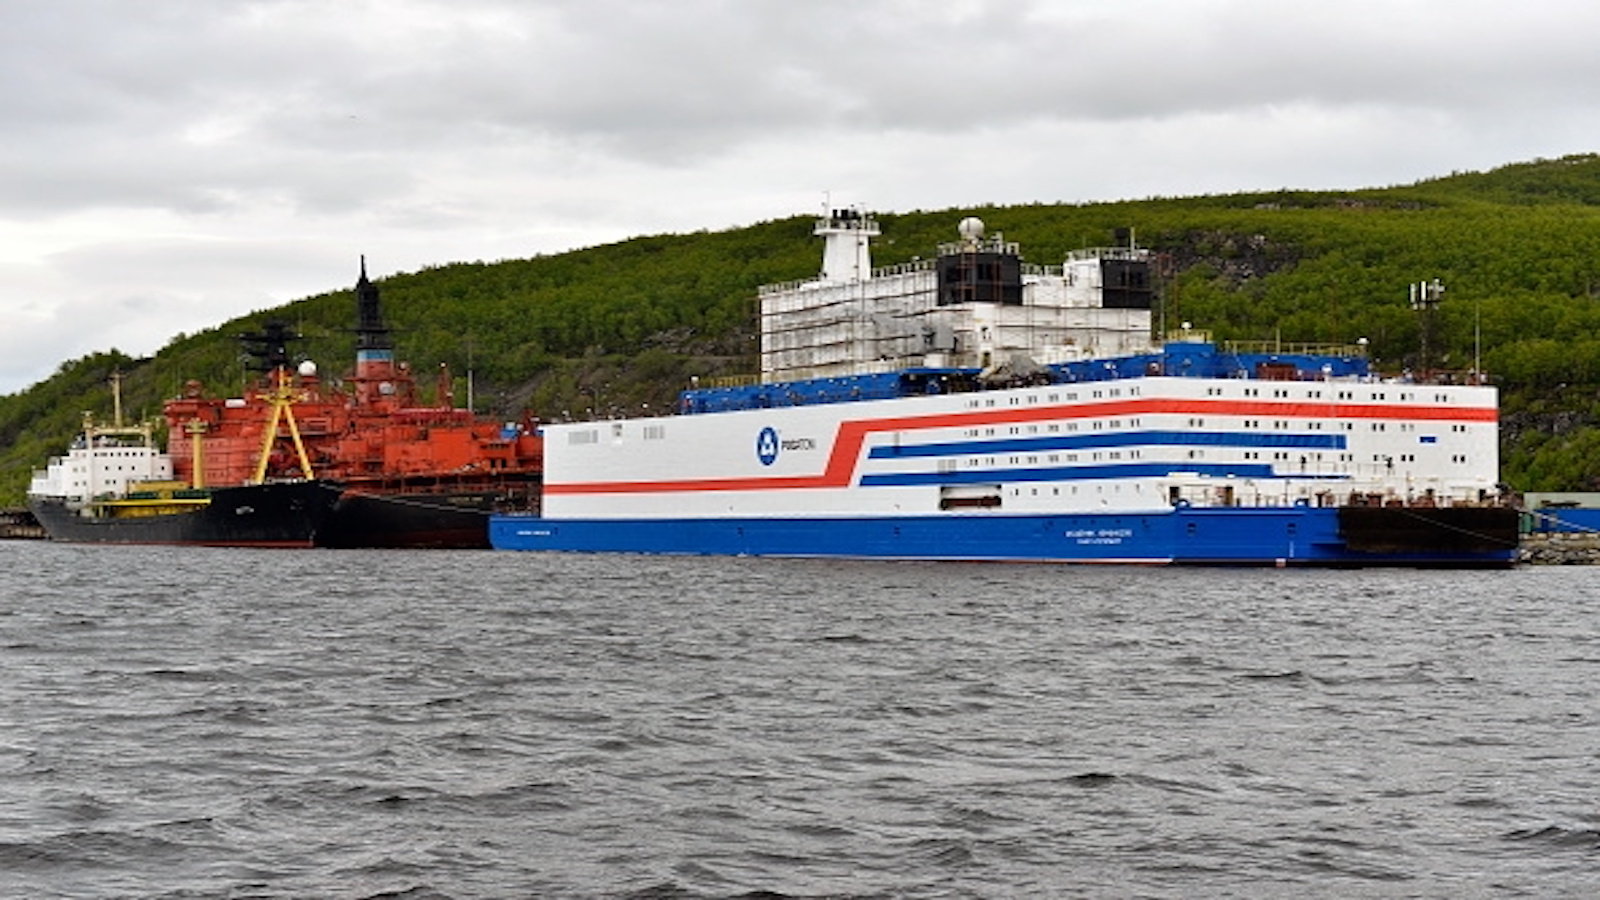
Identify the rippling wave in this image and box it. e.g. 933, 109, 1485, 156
1, 543, 1596, 897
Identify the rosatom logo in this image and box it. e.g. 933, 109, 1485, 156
756, 426, 780, 466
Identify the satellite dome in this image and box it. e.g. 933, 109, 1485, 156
958, 217, 985, 242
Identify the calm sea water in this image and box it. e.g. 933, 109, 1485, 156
1, 542, 1596, 899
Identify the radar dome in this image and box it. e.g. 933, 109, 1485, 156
958, 217, 985, 243
298, 360, 318, 377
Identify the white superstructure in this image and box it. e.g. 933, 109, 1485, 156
761, 212, 1155, 381
27, 415, 173, 504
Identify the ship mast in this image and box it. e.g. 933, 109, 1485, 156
815, 207, 879, 283
109, 369, 125, 427
250, 367, 315, 484
238, 321, 316, 483
353, 255, 397, 407
186, 419, 207, 489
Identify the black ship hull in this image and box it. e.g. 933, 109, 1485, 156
1336, 503, 1521, 564
28, 481, 337, 547
319, 481, 540, 549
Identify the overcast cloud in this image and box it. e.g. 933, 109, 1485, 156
1, 0, 1594, 394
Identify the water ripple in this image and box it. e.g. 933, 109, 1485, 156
0, 546, 1594, 896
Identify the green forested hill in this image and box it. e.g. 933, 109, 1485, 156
6, 154, 1600, 504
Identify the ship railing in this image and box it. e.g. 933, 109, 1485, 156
1390, 368, 1493, 386
760, 258, 1065, 297
1222, 339, 1369, 358
758, 277, 814, 296
1065, 247, 1150, 262
937, 236, 1021, 257
1166, 476, 1507, 510
759, 258, 939, 296
744, 354, 939, 386
853, 357, 924, 376
700, 373, 761, 389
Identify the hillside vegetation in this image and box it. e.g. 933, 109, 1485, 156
6, 154, 1600, 505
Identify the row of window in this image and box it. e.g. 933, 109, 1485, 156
968, 386, 1136, 409
966, 383, 1461, 406
1212, 386, 1459, 403
965, 419, 1136, 437
566, 424, 676, 443
1005, 483, 1144, 497
1176, 418, 1463, 433
70, 463, 154, 472
941, 448, 1472, 468
957, 449, 1146, 467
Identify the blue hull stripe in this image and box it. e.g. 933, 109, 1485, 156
869, 430, 1346, 459
489, 508, 1514, 566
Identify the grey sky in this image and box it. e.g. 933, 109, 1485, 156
1, 0, 1593, 393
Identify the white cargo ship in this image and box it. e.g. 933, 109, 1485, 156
491, 212, 1518, 566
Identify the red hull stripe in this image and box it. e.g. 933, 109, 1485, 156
546, 397, 1497, 496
